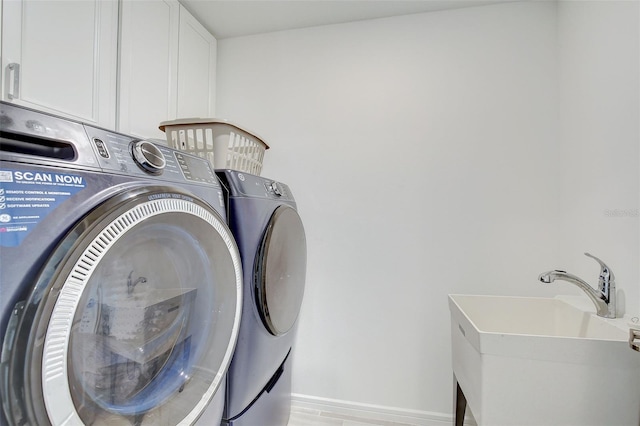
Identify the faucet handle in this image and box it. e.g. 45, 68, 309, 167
584, 253, 615, 301
584, 252, 614, 280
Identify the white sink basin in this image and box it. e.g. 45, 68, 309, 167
449, 294, 640, 426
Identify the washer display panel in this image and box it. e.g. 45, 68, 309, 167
254, 205, 307, 336
5, 188, 242, 426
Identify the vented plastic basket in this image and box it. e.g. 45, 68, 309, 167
159, 118, 269, 175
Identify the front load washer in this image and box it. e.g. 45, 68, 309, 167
216, 170, 306, 426
0, 101, 243, 426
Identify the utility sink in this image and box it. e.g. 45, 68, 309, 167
449, 295, 640, 426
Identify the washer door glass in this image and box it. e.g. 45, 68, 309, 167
254, 205, 307, 336
9, 188, 242, 426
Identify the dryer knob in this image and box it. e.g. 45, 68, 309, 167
270, 182, 283, 196
132, 140, 166, 174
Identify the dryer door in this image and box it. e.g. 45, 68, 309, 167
2, 186, 242, 426
254, 205, 307, 336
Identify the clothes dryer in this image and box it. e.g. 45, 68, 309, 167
216, 170, 306, 426
0, 102, 243, 425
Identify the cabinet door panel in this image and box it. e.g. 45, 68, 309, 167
118, 0, 179, 139
177, 6, 217, 119
1, 0, 117, 127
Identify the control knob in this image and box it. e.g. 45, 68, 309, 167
269, 182, 283, 196
131, 140, 166, 174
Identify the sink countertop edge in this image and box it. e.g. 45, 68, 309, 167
448, 294, 636, 364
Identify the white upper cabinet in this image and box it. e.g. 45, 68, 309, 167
1, 0, 118, 127
1, 0, 217, 139
118, 0, 180, 140
118, 1, 217, 140
177, 4, 217, 119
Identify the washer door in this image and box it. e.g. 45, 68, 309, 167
2, 186, 242, 426
254, 205, 307, 336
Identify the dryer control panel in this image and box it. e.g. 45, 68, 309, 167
218, 170, 295, 201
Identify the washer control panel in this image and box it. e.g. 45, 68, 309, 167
84, 125, 218, 186
173, 152, 217, 184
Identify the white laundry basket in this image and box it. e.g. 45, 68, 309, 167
159, 118, 269, 175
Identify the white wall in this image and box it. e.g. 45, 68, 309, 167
216, 0, 638, 419
557, 1, 639, 318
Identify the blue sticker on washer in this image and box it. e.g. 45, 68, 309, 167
0, 169, 86, 247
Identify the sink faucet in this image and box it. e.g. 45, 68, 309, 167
538, 253, 616, 319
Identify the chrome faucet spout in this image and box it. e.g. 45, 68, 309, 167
538, 253, 616, 319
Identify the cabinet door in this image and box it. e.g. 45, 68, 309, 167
177, 5, 217, 119
118, 0, 180, 140
1, 0, 118, 127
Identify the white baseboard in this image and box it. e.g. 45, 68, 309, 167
290, 393, 464, 426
